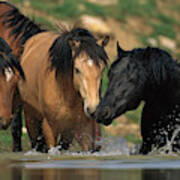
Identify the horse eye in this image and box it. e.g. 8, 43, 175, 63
75, 68, 80, 74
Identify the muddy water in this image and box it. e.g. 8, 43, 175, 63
0, 154, 180, 180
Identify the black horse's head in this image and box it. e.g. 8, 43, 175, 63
95, 42, 147, 125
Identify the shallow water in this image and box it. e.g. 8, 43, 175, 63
1, 136, 180, 180
0, 153, 180, 180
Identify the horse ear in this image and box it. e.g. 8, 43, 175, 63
97, 36, 110, 47
117, 41, 125, 58
143, 46, 152, 60
68, 38, 81, 51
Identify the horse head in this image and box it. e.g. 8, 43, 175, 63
50, 27, 109, 118
69, 36, 109, 117
0, 38, 25, 129
95, 42, 146, 125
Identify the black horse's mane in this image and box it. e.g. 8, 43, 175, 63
49, 26, 108, 76
141, 47, 177, 84
115, 46, 178, 87
0, 1, 45, 45
0, 37, 25, 79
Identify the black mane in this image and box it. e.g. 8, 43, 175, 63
0, 37, 25, 79
130, 47, 177, 86
111, 46, 178, 90
49, 26, 108, 76
0, 1, 45, 45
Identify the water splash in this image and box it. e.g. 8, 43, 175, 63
149, 126, 180, 155
64, 136, 130, 156
48, 146, 62, 155
96, 136, 130, 155
24, 136, 131, 157
24, 149, 43, 156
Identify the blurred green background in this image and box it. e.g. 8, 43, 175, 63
0, 0, 180, 151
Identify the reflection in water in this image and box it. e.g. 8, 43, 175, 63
10, 168, 141, 180
1, 160, 180, 180
142, 169, 180, 180
0, 167, 180, 180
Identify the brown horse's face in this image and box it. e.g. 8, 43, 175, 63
73, 53, 104, 117
0, 68, 19, 129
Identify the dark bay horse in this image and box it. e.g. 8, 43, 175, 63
0, 37, 24, 130
0, 1, 44, 151
0, 1, 44, 58
95, 43, 180, 154
18, 27, 108, 152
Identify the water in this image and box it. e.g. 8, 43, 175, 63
1, 155, 180, 180
1, 135, 180, 180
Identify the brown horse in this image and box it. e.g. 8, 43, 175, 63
0, 37, 24, 130
0, 1, 45, 151
0, 1, 108, 152
18, 27, 109, 152
0, 1, 44, 58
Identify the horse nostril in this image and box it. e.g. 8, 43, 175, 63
86, 107, 97, 119
86, 107, 90, 114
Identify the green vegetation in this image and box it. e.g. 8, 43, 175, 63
124, 133, 141, 144
125, 103, 144, 124
30, 15, 55, 30
149, 22, 176, 39
0, 128, 29, 152
102, 67, 109, 95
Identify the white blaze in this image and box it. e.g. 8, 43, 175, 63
87, 60, 93, 67
5, 67, 14, 82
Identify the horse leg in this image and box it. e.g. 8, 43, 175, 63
24, 105, 47, 152
59, 131, 74, 150
75, 116, 101, 152
42, 118, 57, 150
11, 104, 22, 152
11, 89, 23, 152
140, 104, 156, 154
93, 121, 101, 151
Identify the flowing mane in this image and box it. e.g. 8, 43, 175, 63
130, 47, 177, 87
0, 1, 45, 45
49, 26, 108, 76
0, 37, 25, 79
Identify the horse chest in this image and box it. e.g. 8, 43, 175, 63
141, 104, 180, 153
43, 101, 83, 129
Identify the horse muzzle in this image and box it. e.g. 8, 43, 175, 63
84, 104, 98, 119
0, 117, 13, 130
94, 106, 113, 126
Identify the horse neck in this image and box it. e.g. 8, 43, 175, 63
0, 3, 43, 58
144, 65, 180, 105
56, 74, 82, 106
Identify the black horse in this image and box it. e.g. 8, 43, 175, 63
95, 42, 180, 154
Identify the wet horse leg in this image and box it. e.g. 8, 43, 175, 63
11, 90, 23, 152
75, 116, 101, 152
11, 104, 22, 152
24, 104, 47, 152
42, 118, 57, 150
59, 131, 74, 150
82, 120, 101, 152
93, 121, 101, 151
